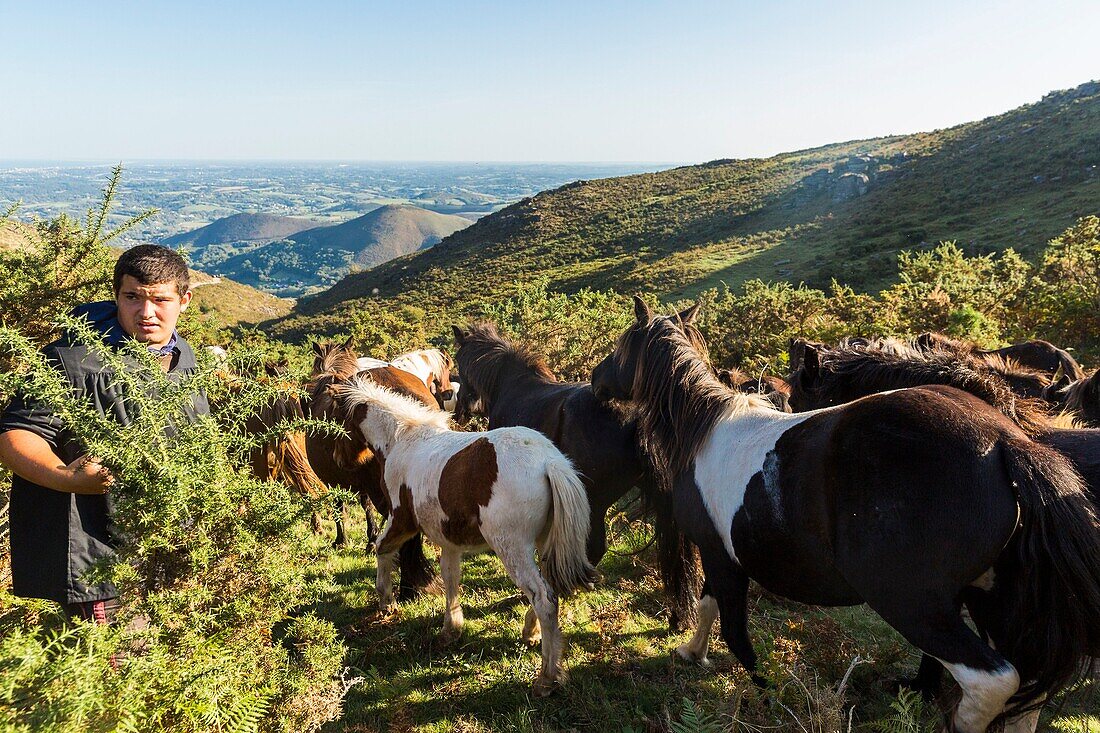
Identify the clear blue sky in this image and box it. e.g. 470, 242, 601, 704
3, 0, 1097, 163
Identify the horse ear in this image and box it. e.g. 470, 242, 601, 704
452, 325, 466, 346
1049, 364, 1068, 390
915, 333, 936, 352
633, 294, 652, 323
312, 341, 323, 356
341, 335, 355, 350
800, 344, 821, 383
676, 301, 700, 326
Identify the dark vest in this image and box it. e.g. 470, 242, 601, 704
1, 335, 210, 605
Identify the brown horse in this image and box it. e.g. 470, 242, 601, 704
715, 367, 791, 412
215, 361, 327, 530
308, 340, 438, 599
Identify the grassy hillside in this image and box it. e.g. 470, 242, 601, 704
275, 81, 1100, 338
218, 204, 471, 296
187, 269, 293, 326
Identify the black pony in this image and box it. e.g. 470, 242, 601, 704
592, 296, 1100, 733
787, 337, 1100, 701
452, 322, 702, 631
914, 332, 1087, 383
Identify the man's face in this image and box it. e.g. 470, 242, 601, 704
115, 275, 192, 348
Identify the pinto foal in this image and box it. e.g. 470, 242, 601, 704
335, 378, 598, 695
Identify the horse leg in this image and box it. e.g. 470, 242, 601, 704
496, 543, 563, 696
439, 546, 464, 643
895, 654, 945, 702
333, 500, 349, 548
397, 533, 437, 600
361, 494, 379, 547
675, 580, 718, 666
583, 497, 610, 564
375, 550, 398, 614
521, 605, 542, 646
871, 604, 1019, 733
706, 563, 766, 687
310, 511, 324, 535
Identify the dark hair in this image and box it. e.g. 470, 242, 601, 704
113, 244, 191, 296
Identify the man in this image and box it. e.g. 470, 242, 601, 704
0, 244, 210, 623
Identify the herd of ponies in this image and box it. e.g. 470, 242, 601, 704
234, 296, 1100, 733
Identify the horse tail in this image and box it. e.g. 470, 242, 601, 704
643, 472, 702, 631
541, 452, 600, 597
994, 437, 1100, 710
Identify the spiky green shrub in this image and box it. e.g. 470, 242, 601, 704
0, 319, 348, 733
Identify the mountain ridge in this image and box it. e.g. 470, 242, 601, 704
271, 80, 1100, 338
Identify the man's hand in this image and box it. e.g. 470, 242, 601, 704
0, 430, 112, 495
66, 455, 114, 495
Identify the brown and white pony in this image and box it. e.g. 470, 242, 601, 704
451, 321, 703, 631
335, 378, 599, 696
390, 349, 456, 410
592, 296, 1100, 733
308, 340, 438, 599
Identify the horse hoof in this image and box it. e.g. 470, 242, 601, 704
674, 644, 711, 667
439, 628, 462, 646
532, 676, 560, 697
521, 633, 542, 647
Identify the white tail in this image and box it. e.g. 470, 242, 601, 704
541, 454, 600, 596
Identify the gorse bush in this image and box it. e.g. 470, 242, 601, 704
0, 165, 151, 348
0, 319, 348, 733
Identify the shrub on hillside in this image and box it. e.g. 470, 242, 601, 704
0, 321, 348, 733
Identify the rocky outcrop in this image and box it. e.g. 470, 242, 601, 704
796, 153, 911, 204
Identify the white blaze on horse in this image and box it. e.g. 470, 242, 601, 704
390, 349, 456, 410
334, 377, 599, 696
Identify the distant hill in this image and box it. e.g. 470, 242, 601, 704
187, 271, 294, 326
214, 204, 471, 296
270, 80, 1100, 338
161, 212, 319, 272
163, 213, 318, 249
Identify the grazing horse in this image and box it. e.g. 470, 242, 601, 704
452, 322, 703, 631
334, 378, 599, 696
591, 296, 1100, 733
308, 340, 437, 599
390, 348, 456, 409
915, 332, 1087, 383
212, 359, 326, 530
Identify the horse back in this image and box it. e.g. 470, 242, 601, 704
491, 381, 644, 486
703, 386, 1022, 605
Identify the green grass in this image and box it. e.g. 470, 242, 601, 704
301, 507, 1100, 732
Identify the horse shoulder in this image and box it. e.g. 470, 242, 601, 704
692, 411, 817, 560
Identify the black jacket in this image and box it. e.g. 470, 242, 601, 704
0, 302, 210, 605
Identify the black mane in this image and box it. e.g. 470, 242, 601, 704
798, 344, 1053, 436
633, 317, 768, 486
457, 323, 557, 408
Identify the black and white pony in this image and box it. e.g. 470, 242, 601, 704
591, 296, 1100, 733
